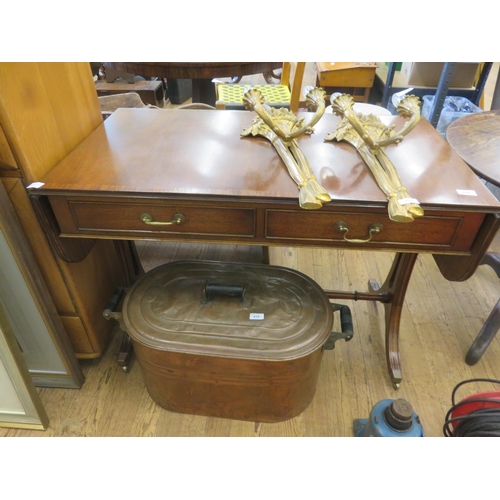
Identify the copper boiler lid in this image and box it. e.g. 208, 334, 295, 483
122, 260, 333, 361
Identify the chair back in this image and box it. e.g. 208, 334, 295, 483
215, 62, 307, 113
280, 62, 306, 114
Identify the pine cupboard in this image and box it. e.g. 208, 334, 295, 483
0, 63, 135, 358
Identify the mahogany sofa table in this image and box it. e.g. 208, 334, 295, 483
29, 109, 500, 388
447, 110, 500, 365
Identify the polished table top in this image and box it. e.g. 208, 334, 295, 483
104, 63, 283, 106
35, 109, 500, 213
446, 109, 500, 187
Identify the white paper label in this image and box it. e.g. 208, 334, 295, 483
398, 198, 419, 205
249, 313, 264, 320
26, 182, 44, 189
456, 189, 478, 196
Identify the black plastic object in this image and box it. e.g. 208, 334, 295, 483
167, 79, 192, 104
203, 282, 246, 304
103, 287, 125, 319
323, 304, 354, 350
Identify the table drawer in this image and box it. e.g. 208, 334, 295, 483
265, 209, 484, 252
51, 199, 256, 238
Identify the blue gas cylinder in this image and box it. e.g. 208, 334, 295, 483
354, 398, 424, 437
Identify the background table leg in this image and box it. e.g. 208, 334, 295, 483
464, 251, 500, 365
465, 299, 500, 365
191, 79, 217, 107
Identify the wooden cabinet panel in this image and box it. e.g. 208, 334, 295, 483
59, 316, 96, 356
0, 63, 102, 184
6, 179, 77, 315
4, 172, 126, 360
0, 124, 19, 172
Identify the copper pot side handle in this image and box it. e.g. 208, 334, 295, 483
334, 221, 384, 243
139, 212, 185, 226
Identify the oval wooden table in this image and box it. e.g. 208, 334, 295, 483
104, 62, 282, 107
447, 109, 500, 365
447, 109, 500, 185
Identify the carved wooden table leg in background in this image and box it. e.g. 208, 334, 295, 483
465, 252, 500, 365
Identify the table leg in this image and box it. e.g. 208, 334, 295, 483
261, 246, 270, 265
464, 251, 500, 365
114, 240, 144, 286
117, 332, 133, 373
368, 252, 418, 389
191, 78, 217, 107
112, 241, 144, 372
263, 70, 281, 83
465, 298, 500, 365
490, 65, 500, 110
481, 251, 500, 278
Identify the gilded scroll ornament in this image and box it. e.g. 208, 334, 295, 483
325, 93, 423, 223
241, 87, 331, 210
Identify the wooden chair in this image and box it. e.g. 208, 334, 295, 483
98, 92, 151, 119
96, 91, 171, 121
215, 62, 306, 114
176, 103, 216, 110
98, 93, 216, 119
95, 79, 165, 107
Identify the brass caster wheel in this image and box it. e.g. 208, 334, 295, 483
121, 365, 128, 373
393, 382, 401, 390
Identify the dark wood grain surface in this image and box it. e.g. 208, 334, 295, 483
104, 62, 282, 80
104, 63, 282, 106
446, 110, 500, 186
35, 109, 500, 211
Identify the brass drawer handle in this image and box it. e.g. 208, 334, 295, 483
139, 212, 185, 226
334, 221, 383, 243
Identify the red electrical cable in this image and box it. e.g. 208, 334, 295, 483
443, 379, 500, 437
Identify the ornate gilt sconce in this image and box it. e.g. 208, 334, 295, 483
325, 93, 423, 223
241, 87, 331, 210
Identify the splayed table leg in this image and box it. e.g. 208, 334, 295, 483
369, 252, 418, 388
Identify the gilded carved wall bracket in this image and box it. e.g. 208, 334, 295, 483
241, 87, 331, 210
325, 93, 423, 223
